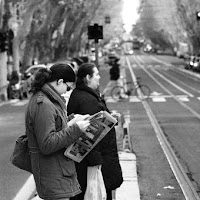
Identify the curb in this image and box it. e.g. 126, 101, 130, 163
116, 152, 140, 200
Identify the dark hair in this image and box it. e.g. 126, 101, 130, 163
76, 63, 96, 86
73, 57, 84, 66
31, 63, 75, 93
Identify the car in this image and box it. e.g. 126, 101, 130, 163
20, 64, 47, 98
184, 55, 192, 70
192, 56, 200, 72
184, 55, 196, 70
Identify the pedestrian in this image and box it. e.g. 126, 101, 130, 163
25, 63, 91, 200
102, 57, 122, 99
7, 70, 21, 99
67, 63, 123, 200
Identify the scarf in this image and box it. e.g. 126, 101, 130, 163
41, 83, 67, 115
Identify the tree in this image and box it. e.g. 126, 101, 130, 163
0, 0, 124, 101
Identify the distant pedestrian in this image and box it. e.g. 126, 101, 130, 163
67, 62, 123, 200
102, 57, 121, 98
7, 70, 20, 99
25, 63, 90, 200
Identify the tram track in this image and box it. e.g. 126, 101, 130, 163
126, 56, 200, 200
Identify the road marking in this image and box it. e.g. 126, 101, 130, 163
132, 64, 138, 68
13, 175, 36, 200
129, 96, 141, 102
152, 68, 194, 97
152, 97, 166, 102
178, 97, 189, 102
106, 95, 191, 103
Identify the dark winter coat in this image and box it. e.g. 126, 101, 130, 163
110, 63, 120, 81
25, 84, 83, 200
67, 84, 123, 199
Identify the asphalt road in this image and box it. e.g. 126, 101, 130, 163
118, 54, 200, 199
0, 99, 30, 200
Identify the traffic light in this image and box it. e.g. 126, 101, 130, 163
196, 11, 200, 20
88, 24, 103, 40
0, 31, 7, 52
105, 15, 111, 24
0, 30, 14, 53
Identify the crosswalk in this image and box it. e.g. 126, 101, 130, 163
0, 95, 199, 107
105, 95, 198, 103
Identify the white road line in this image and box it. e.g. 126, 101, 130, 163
150, 56, 172, 67
13, 175, 36, 200
106, 95, 192, 103
152, 97, 166, 102
152, 68, 194, 97
129, 96, 141, 102
178, 97, 190, 102
163, 70, 200, 94
136, 56, 200, 120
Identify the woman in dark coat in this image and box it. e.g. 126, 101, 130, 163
67, 63, 123, 200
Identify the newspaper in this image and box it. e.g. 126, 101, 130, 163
64, 111, 117, 163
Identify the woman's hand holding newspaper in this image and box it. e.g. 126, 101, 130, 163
76, 120, 90, 132
68, 114, 90, 132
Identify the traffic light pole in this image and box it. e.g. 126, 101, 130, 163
87, 23, 103, 69
95, 38, 99, 68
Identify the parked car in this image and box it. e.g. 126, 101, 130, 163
20, 64, 47, 98
192, 56, 200, 72
184, 55, 192, 70
184, 55, 196, 70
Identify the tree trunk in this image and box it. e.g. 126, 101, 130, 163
13, 36, 20, 72
0, 52, 8, 101
22, 40, 34, 70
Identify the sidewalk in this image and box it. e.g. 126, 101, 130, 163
13, 103, 141, 200
14, 122, 140, 200
30, 151, 140, 200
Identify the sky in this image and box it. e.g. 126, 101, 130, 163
122, 0, 140, 33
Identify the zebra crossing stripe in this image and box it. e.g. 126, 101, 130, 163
152, 97, 166, 102
105, 95, 193, 103
129, 96, 141, 102
177, 97, 189, 102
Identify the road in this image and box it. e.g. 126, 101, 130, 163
101, 53, 200, 199
0, 99, 30, 200
119, 53, 200, 199
2, 53, 200, 199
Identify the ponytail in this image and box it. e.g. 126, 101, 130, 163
31, 68, 51, 93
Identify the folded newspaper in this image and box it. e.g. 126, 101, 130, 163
64, 111, 117, 162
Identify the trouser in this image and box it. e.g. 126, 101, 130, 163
106, 189, 112, 200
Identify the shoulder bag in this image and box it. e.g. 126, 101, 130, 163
10, 134, 32, 173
